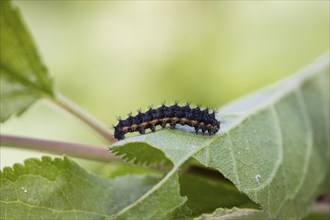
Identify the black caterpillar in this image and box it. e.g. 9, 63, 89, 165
114, 103, 220, 140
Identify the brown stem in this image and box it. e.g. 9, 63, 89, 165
0, 134, 120, 162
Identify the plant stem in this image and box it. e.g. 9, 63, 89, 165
0, 134, 120, 162
47, 94, 116, 144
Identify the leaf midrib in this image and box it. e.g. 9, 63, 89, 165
276, 89, 313, 202
0, 201, 110, 218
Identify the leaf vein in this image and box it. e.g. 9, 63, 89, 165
227, 133, 241, 188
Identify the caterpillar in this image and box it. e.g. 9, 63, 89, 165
114, 103, 220, 140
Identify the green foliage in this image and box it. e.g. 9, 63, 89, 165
0, 1, 53, 122
195, 207, 330, 220
111, 55, 329, 219
1, 0, 329, 219
195, 207, 267, 220
178, 173, 259, 218
0, 156, 160, 219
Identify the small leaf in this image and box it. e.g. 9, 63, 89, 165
195, 206, 330, 220
0, 156, 160, 219
0, 0, 53, 122
195, 207, 267, 220
111, 54, 330, 219
111, 141, 170, 165
175, 173, 259, 218
114, 170, 187, 220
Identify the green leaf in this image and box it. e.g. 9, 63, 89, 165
194, 206, 330, 220
0, 0, 53, 122
114, 169, 186, 220
0, 156, 160, 219
195, 207, 267, 220
175, 173, 259, 218
97, 162, 163, 179
111, 54, 330, 219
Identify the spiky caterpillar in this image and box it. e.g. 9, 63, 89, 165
114, 103, 220, 140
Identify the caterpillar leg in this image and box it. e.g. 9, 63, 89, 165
138, 127, 145, 134
194, 126, 199, 133
150, 124, 156, 132
170, 122, 176, 129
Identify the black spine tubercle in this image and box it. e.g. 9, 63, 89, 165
114, 103, 220, 140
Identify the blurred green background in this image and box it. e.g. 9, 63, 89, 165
1, 1, 329, 168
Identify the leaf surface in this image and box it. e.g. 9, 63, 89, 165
195, 207, 267, 220
111, 54, 330, 219
175, 173, 258, 218
0, 156, 160, 219
0, 1, 53, 122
